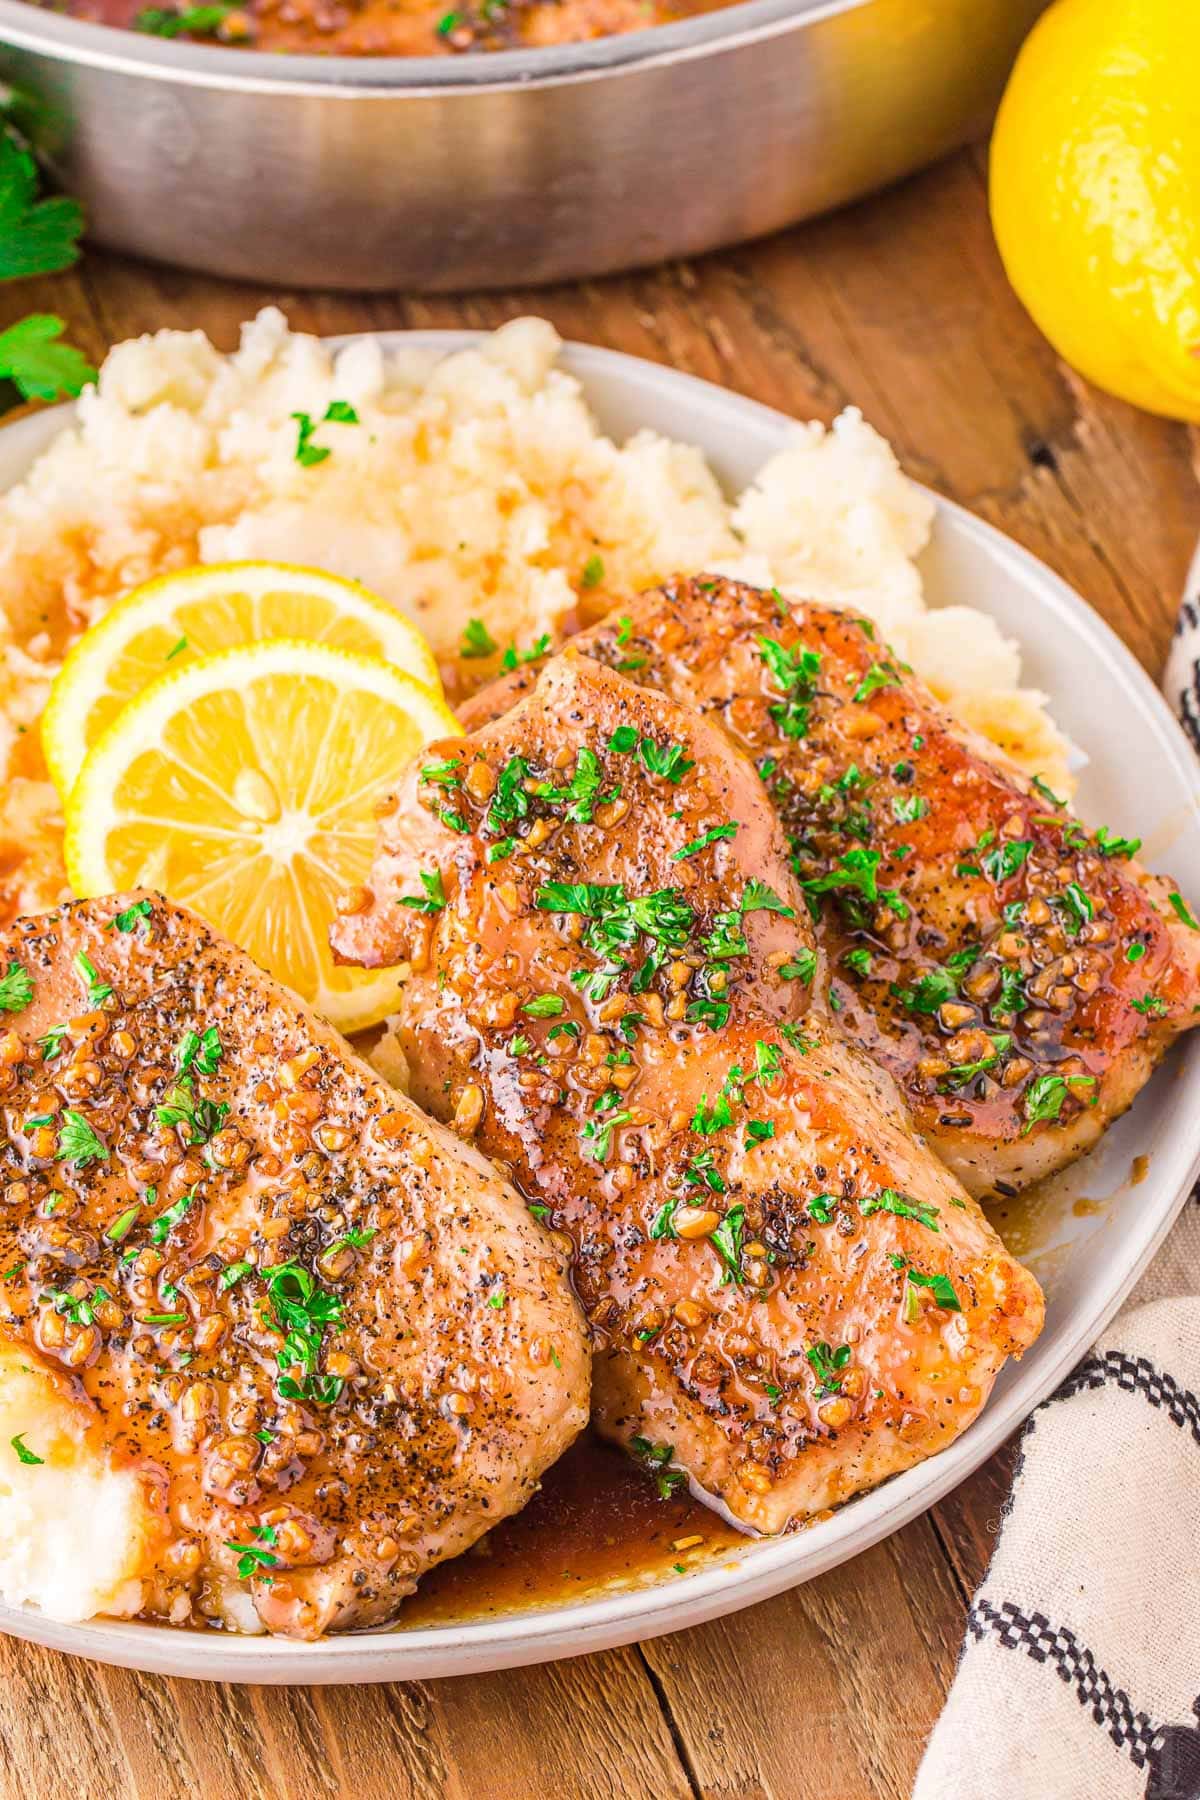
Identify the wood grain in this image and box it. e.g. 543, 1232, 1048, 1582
0, 144, 1194, 1800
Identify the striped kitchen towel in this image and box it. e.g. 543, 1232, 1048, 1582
915, 586, 1200, 1800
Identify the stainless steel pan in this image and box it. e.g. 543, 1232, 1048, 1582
0, 0, 1047, 293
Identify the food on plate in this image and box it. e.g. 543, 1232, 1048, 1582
990, 0, 1200, 422
41, 561, 443, 799
0, 310, 1065, 929
0, 892, 588, 1634
36, 0, 734, 56
330, 653, 1044, 1528
462, 575, 1200, 1197
63, 639, 458, 1033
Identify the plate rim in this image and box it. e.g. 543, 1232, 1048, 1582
0, 329, 1198, 1683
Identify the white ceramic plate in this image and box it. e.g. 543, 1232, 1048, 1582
2, 335, 1199, 1684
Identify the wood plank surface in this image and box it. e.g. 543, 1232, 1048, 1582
0, 144, 1194, 1800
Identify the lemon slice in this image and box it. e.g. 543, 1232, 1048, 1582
42, 562, 443, 799
64, 639, 460, 1033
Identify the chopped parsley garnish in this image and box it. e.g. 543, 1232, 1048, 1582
780, 949, 817, 984
398, 869, 447, 914
73, 951, 111, 1007
461, 618, 498, 659
177, 1025, 222, 1077
844, 947, 873, 978
56, 1110, 108, 1167
807, 1194, 837, 1225
487, 1285, 507, 1310
1095, 825, 1141, 859
0, 960, 33, 1012
691, 1091, 733, 1135
226, 1525, 281, 1581
649, 1198, 679, 1239
685, 1150, 725, 1193
852, 661, 901, 704
291, 400, 358, 467
37, 1024, 68, 1060
420, 756, 463, 788
802, 848, 907, 920
155, 1075, 228, 1146
10, 1433, 43, 1466
638, 738, 694, 784
892, 794, 929, 825
741, 880, 796, 919
710, 1203, 746, 1285
135, 3, 239, 36
1132, 992, 1167, 1017
581, 553, 605, 588
903, 1267, 961, 1318
673, 823, 738, 861
754, 1040, 782, 1082
108, 898, 154, 933
860, 1188, 940, 1231
150, 1189, 196, 1244
1053, 882, 1094, 939
745, 1119, 775, 1145
220, 1261, 253, 1291
1021, 1072, 1098, 1132
756, 635, 822, 739
1170, 893, 1199, 931
500, 633, 553, 673
509, 1034, 532, 1057
939, 1034, 1011, 1089
548, 1019, 583, 1043
1032, 775, 1065, 807
982, 839, 1032, 884
630, 1436, 686, 1500
1127, 942, 1147, 963
528, 747, 612, 823
264, 1260, 345, 1403
104, 1203, 141, 1244
807, 1341, 851, 1397
521, 994, 565, 1018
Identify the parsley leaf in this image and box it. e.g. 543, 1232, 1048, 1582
398, 869, 447, 914
0, 134, 85, 282
0, 314, 94, 403
0, 960, 33, 1012
1021, 1071, 1098, 1132
461, 618, 498, 658
56, 1109, 109, 1167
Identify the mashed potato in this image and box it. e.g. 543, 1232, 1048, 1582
0, 308, 1069, 918
0, 1344, 153, 1622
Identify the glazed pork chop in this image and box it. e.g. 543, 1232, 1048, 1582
459, 576, 1200, 1198
332, 655, 1043, 1530
0, 893, 588, 1638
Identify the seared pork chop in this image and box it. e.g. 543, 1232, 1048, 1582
459, 576, 1200, 1197
0, 893, 588, 1637
332, 655, 1042, 1530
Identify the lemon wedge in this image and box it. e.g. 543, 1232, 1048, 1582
64, 639, 460, 1033
42, 562, 443, 800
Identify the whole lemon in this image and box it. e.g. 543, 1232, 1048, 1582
990, 0, 1200, 420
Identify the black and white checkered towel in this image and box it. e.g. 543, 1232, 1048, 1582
915, 577, 1200, 1800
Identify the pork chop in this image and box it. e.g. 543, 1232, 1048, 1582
0, 893, 588, 1637
332, 655, 1043, 1530
458, 576, 1200, 1197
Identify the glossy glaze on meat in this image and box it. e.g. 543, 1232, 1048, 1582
0, 893, 588, 1636
459, 576, 1200, 1198
42, 0, 728, 57
332, 654, 1043, 1529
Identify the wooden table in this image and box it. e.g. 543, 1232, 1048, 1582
2, 143, 1196, 1800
